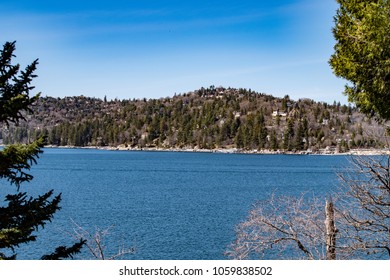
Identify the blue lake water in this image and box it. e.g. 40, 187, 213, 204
0, 149, 351, 259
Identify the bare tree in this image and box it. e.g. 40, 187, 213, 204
325, 200, 337, 260
226, 193, 328, 260
336, 155, 390, 259
227, 154, 390, 260
69, 220, 135, 260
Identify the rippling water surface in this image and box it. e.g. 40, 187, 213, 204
0, 148, 350, 259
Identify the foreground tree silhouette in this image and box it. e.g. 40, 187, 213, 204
0, 41, 85, 259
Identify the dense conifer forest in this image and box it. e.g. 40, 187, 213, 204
1, 86, 387, 153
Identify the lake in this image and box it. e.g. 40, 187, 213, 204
0, 148, 350, 259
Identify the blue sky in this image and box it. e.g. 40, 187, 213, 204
0, 0, 347, 103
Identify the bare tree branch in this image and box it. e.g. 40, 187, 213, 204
336, 154, 390, 259
337, 155, 390, 258
227, 140, 389, 260
226, 193, 326, 260
68, 219, 135, 260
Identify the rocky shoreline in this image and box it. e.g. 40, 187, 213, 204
41, 144, 390, 156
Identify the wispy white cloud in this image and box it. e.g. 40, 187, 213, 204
1, 5, 274, 39
0, 0, 345, 103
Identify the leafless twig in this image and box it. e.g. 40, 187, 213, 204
68, 219, 135, 260
226, 192, 327, 260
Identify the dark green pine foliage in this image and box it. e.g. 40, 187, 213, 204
2, 87, 386, 151
256, 110, 268, 149
0, 41, 85, 260
329, 0, 390, 121
283, 118, 295, 151
294, 120, 304, 151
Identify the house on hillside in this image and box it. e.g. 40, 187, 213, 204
272, 109, 287, 118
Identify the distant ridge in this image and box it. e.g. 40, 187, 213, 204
1, 86, 387, 153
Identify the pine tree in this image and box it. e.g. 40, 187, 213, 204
283, 118, 295, 151
329, 0, 390, 120
294, 120, 304, 151
0, 41, 85, 259
269, 129, 278, 151
257, 111, 268, 149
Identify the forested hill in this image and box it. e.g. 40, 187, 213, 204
1, 86, 387, 152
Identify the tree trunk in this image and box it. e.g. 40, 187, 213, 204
325, 200, 336, 260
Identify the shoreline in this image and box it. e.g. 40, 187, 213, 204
2, 143, 389, 155
41, 144, 390, 156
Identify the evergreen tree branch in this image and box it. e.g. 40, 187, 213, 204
0, 137, 45, 189
41, 239, 86, 260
